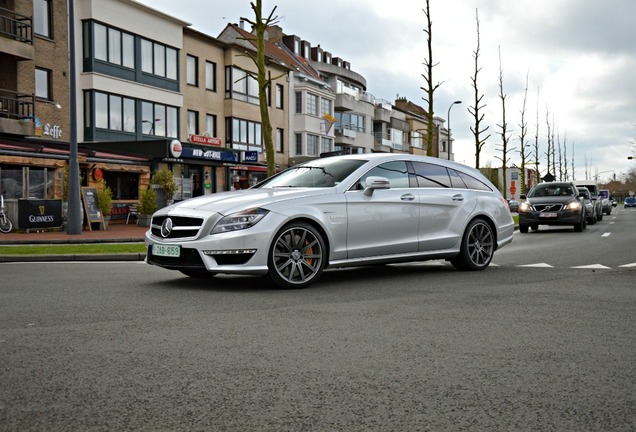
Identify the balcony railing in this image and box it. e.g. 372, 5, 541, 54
0, 7, 33, 44
0, 89, 35, 120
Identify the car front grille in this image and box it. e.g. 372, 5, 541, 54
151, 215, 204, 239
535, 204, 563, 212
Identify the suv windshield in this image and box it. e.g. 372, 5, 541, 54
528, 185, 575, 198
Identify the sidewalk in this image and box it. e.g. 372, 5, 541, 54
0, 222, 148, 245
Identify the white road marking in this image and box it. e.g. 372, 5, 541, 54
602, 233, 611, 237
571, 264, 612, 269
517, 263, 554, 268
618, 263, 636, 268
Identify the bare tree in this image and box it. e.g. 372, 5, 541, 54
494, 47, 514, 199
562, 131, 569, 181
545, 108, 552, 179
533, 87, 541, 184
240, 0, 280, 176
518, 71, 530, 195
469, 9, 490, 169
420, 0, 443, 157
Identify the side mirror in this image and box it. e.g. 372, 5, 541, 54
363, 176, 391, 196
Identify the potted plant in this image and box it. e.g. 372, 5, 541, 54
151, 166, 177, 207
97, 181, 113, 230
137, 186, 156, 227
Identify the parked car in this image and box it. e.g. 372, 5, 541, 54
145, 154, 515, 288
573, 181, 603, 221
611, 197, 618, 207
599, 189, 612, 215
518, 182, 586, 233
625, 197, 636, 208
507, 199, 519, 212
578, 187, 597, 225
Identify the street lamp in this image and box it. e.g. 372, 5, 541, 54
67, 0, 81, 235
447, 100, 462, 160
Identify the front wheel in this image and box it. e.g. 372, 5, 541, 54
268, 222, 326, 289
451, 219, 494, 271
0, 215, 12, 233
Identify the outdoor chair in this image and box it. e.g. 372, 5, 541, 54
126, 203, 139, 224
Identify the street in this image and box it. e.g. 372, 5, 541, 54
1, 209, 635, 431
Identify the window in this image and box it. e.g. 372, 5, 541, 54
104, 171, 139, 200
141, 38, 178, 80
33, 0, 51, 38
141, 100, 177, 137
412, 162, 451, 188
295, 133, 302, 155
0, 166, 54, 199
187, 110, 198, 135
307, 93, 318, 116
307, 134, 319, 156
93, 91, 136, 133
205, 61, 216, 91
276, 84, 284, 109
226, 67, 259, 104
295, 92, 302, 113
206, 114, 217, 137
320, 137, 331, 154
93, 23, 134, 68
336, 112, 365, 132
320, 98, 331, 116
227, 118, 262, 151
187, 55, 198, 86
361, 161, 410, 189
276, 128, 284, 153
35, 68, 50, 100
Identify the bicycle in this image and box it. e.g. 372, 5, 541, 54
0, 194, 13, 233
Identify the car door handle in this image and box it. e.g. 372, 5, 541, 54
401, 194, 416, 201
452, 194, 464, 201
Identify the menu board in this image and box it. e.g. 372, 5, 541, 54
81, 187, 104, 231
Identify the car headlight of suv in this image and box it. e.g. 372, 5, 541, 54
211, 208, 269, 234
519, 201, 532, 212
564, 200, 581, 210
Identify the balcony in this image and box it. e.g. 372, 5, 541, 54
0, 7, 34, 60
0, 89, 35, 136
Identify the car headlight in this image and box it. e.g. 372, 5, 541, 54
211, 208, 269, 234
519, 202, 532, 212
564, 200, 581, 210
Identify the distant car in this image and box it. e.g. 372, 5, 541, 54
611, 197, 618, 207
518, 182, 586, 233
145, 153, 515, 288
599, 189, 612, 215
573, 181, 603, 221
625, 197, 636, 208
507, 199, 519, 212
578, 187, 597, 225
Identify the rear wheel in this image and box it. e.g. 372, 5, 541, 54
451, 219, 494, 271
0, 215, 12, 233
268, 222, 326, 289
519, 224, 529, 233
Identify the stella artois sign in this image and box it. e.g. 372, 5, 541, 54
189, 134, 222, 147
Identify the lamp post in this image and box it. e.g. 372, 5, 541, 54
66, 0, 81, 235
446, 100, 462, 160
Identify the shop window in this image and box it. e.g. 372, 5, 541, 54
103, 171, 139, 200
0, 166, 55, 199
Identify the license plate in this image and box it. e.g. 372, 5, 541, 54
539, 212, 557, 218
152, 244, 180, 257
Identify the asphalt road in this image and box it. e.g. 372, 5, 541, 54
1, 208, 635, 431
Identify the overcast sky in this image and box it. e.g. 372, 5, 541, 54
137, 0, 636, 182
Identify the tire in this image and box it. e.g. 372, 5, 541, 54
519, 224, 529, 233
179, 269, 217, 278
0, 215, 12, 233
268, 222, 326, 289
574, 212, 586, 232
451, 219, 494, 271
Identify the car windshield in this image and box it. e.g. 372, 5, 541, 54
256, 158, 367, 188
528, 185, 574, 198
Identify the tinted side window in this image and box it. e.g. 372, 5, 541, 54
360, 161, 410, 188
412, 162, 451, 188
448, 168, 467, 189
457, 171, 493, 192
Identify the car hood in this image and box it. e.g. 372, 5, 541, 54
526, 196, 577, 205
158, 188, 336, 216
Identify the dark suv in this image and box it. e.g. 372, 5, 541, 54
519, 182, 586, 233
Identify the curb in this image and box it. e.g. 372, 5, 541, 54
0, 253, 146, 262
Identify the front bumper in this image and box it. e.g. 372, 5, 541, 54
518, 210, 582, 226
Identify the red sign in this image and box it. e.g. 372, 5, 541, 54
189, 134, 223, 147
510, 180, 516, 195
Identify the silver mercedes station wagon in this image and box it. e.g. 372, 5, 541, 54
145, 154, 514, 288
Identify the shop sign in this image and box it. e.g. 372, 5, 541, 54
170, 140, 183, 158
189, 134, 223, 147
43, 123, 63, 139
242, 151, 259, 162
181, 147, 238, 162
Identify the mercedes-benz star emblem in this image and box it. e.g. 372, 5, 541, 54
161, 218, 173, 238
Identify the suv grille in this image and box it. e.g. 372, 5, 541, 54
151, 215, 204, 239
535, 204, 563, 212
